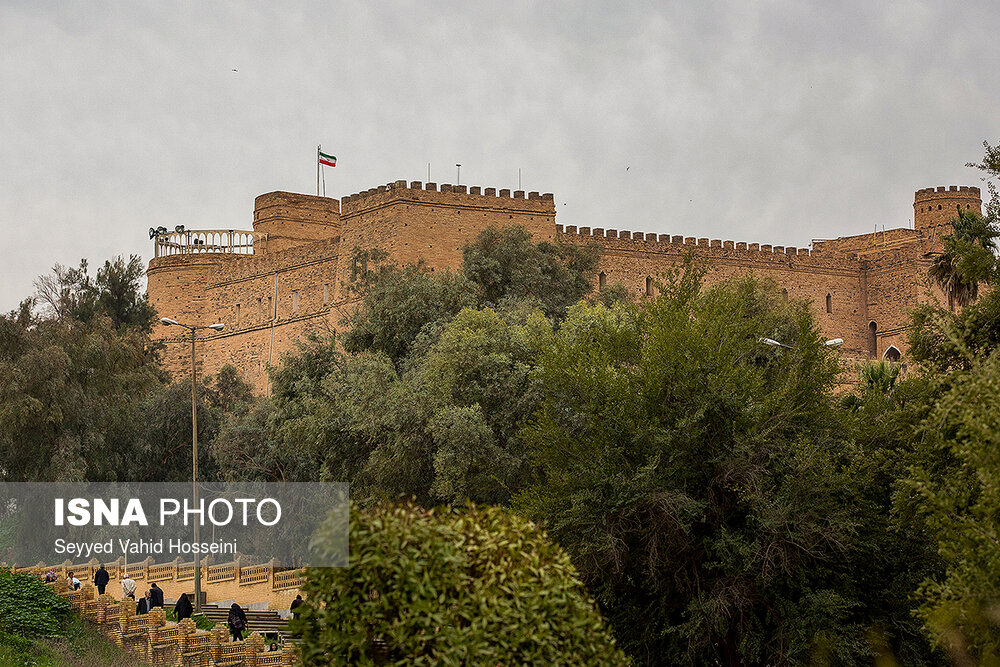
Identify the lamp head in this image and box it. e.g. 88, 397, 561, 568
160, 318, 179, 326
208, 323, 225, 331
823, 338, 844, 347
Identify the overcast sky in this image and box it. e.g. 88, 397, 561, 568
2, 0, 998, 311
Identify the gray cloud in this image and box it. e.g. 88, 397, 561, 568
2, 0, 997, 310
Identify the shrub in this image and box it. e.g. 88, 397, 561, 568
294, 502, 628, 666
0, 570, 72, 637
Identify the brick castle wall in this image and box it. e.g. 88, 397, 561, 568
147, 182, 982, 392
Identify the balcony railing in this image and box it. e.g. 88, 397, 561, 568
153, 230, 266, 258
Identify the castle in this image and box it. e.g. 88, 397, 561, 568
146, 180, 980, 392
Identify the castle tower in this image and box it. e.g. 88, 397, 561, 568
913, 185, 981, 232
252, 191, 341, 253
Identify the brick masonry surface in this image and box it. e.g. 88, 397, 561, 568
147, 182, 983, 392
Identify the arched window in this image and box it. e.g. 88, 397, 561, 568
826, 293, 832, 313
598, 271, 607, 288
645, 276, 653, 297
883, 345, 901, 362
868, 321, 878, 358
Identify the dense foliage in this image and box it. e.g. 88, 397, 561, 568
0, 571, 72, 638
0, 255, 252, 482
213, 226, 597, 502
7, 144, 1000, 664
516, 270, 869, 665
293, 502, 628, 666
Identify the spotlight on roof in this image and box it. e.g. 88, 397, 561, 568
157, 226, 167, 234
148, 227, 157, 239
175, 225, 186, 234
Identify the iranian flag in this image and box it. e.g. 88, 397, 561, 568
318, 150, 337, 167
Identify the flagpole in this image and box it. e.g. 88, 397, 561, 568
322, 160, 326, 197
317, 145, 321, 196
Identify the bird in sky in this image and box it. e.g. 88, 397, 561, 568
231, 68, 238, 72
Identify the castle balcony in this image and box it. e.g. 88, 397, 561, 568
152, 229, 267, 258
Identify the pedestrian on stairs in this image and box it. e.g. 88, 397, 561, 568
121, 572, 136, 600
228, 602, 248, 641
94, 564, 109, 595
174, 592, 193, 622
149, 582, 164, 608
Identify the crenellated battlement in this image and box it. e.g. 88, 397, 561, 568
554, 224, 859, 270
341, 179, 555, 216
914, 185, 980, 199
913, 184, 982, 232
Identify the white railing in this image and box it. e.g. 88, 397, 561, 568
153, 230, 266, 258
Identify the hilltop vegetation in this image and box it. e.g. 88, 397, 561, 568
5, 144, 1000, 665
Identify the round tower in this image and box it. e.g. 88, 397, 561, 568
913, 185, 981, 231
252, 191, 341, 253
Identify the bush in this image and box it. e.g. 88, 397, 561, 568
293, 502, 628, 666
0, 570, 72, 638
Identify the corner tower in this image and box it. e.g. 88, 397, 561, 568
914, 185, 981, 232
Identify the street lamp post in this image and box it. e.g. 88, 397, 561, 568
160, 317, 224, 614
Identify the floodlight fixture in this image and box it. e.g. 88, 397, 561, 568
823, 338, 844, 347
160, 318, 179, 326
175, 225, 186, 234
208, 323, 225, 331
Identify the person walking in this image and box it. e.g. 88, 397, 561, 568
93, 564, 109, 596
174, 592, 193, 622
149, 582, 164, 608
121, 572, 137, 600
227, 602, 248, 641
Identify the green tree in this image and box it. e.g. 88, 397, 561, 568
839, 366, 946, 666
928, 206, 999, 311
135, 365, 253, 482
906, 348, 1000, 664
32, 254, 156, 331
0, 309, 163, 481
462, 225, 599, 318
94, 255, 158, 331
0, 256, 250, 483
341, 262, 477, 365
517, 269, 862, 665
217, 310, 547, 506
294, 501, 628, 666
